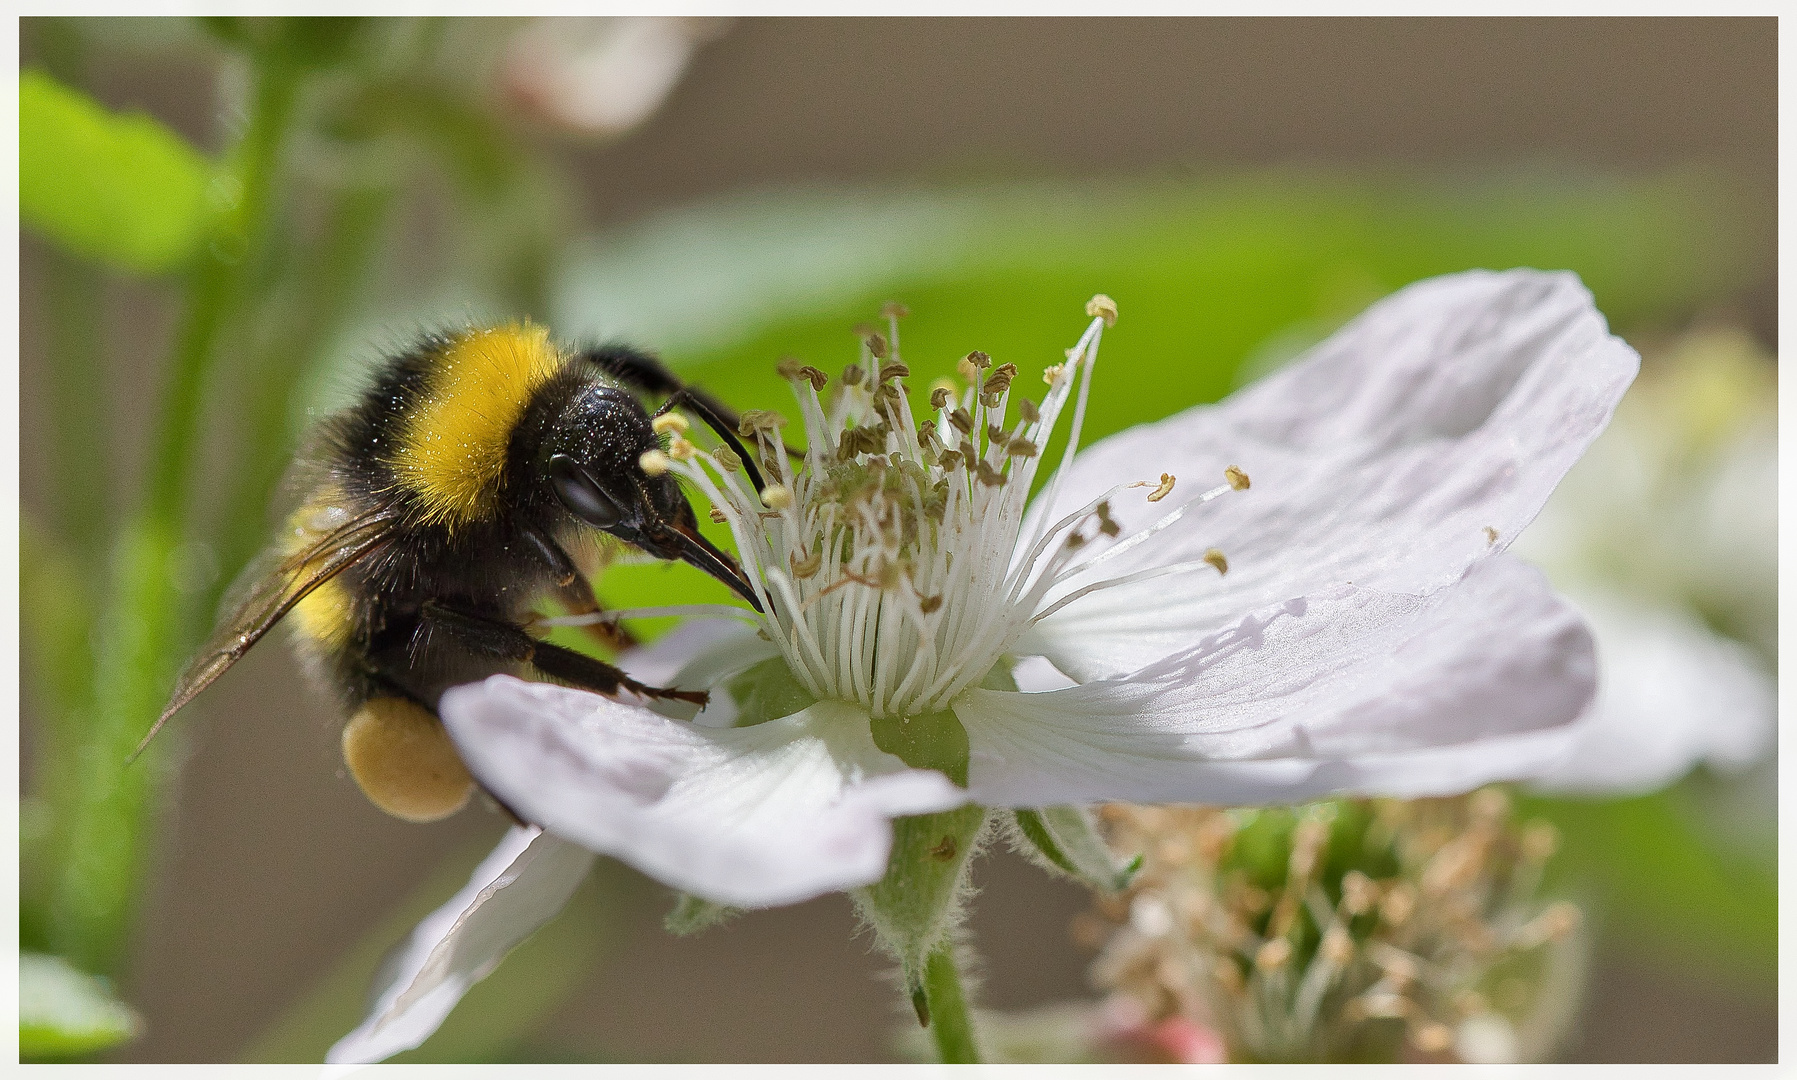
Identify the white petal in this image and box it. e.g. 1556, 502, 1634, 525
962, 556, 1594, 806
441, 679, 968, 908
1529, 588, 1775, 795
1026, 269, 1637, 681
613, 616, 764, 688
326, 826, 594, 1066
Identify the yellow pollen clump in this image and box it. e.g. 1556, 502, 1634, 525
652, 412, 689, 436
639, 449, 673, 476
762, 484, 793, 510
1147, 473, 1176, 502
1225, 465, 1251, 491
668, 437, 697, 461
342, 698, 474, 823
1085, 293, 1119, 327
1042, 364, 1065, 385
1203, 548, 1229, 575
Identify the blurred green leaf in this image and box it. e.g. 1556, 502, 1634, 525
19, 952, 141, 1060
20, 69, 214, 274
1524, 783, 1776, 985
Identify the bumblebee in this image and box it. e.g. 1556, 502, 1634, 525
147, 323, 766, 822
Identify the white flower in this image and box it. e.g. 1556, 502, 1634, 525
1511, 327, 1777, 794
334, 269, 1636, 1062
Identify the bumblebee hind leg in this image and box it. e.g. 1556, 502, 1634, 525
342, 697, 474, 822
418, 599, 708, 706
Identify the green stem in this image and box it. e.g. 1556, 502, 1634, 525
922, 946, 982, 1063
46, 55, 302, 977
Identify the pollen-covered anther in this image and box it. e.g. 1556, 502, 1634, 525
667, 437, 697, 461
761, 484, 793, 510
1085, 293, 1119, 327
918, 593, 943, 614
1042, 364, 1065, 385
1147, 473, 1176, 502
1224, 465, 1250, 491
790, 549, 822, 579
651, 412, 689, 436
1203, 548, 1229, 575
638, 449, 673, 476
1320, 926, 1355, 966
708, 507, 728, 524
736, 409, 789, 437
982, 363, 1017, 395
711, 445, 742, 472
1255, 938, 1293, 971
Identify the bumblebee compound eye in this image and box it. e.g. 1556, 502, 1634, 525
341, 698, 473, 823
549, 454, 624, 530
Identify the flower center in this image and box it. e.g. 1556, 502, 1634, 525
652, 298, 1245, 719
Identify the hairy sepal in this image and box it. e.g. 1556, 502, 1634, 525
1009, 806, 1142, 893
664, 892, 742, 936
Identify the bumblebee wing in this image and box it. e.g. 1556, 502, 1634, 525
136, 507, 400, 758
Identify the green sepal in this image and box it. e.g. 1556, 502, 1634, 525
869, 709, 970, 787
724, 658, 817, 727
663, 892, 741, 937
1011, 806, 1141, 893
852, 806, 989, 993
20, 70, 214, 275
19, 952, 141, 1060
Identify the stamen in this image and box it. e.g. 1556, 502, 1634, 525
1148, 473, 1176, 502
639, 449, 672, 476
652, 413, 689, 436
762, 484, 793, 510
1085, 293, 1119, 327
1203, 548, 1229, 575
1225, 465, 1251, 491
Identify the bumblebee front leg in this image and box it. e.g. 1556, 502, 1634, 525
418, 600, 707, 706
518, 521, 636, 653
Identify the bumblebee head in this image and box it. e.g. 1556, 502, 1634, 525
542, 384, 761, 611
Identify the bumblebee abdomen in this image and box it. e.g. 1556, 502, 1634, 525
385, 324, 566, 531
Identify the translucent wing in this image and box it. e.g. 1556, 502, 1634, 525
135, 504, 401, 757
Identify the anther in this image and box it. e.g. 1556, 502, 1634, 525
1225, 465, 1250, 491
928, 380, 956, 408
965, 350, 992, 370
982, 363, 1017, 395
1042, 364, 1065, 385
986, 423, 1008, 443
918, 594, 943, 614
798, 365, 828, 391
1018, 397, 1040, 422
1006, 439, 1038, 458
1484, 525, 1499, 545
667, 437, 697, 461
791, 549, 822, 579
948, 408, 974, 435
976, 461, 1006, 486
652, 413, 689, 436
639, 449, 673, 476
775, 356, 803, 380
937, 449, 963, 472
1085, 293, 1118, 327
1255, 938, 1292, 971
761, 484, 793, 510
708, 507, 728, 524
737, 409, 789, 436
881, 300, 911, 319
1147, 473, 1176, 502
711, 446, 742, 472
956, 356, 978, 381
879, 362, 910, 382
1203, 548, 1228, 575
864, 333, 889, 359
842, 363, 865, 387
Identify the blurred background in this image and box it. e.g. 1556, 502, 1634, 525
18, 17, 1775, 1063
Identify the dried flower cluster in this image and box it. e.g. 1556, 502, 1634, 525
1081, 791, 1585, 1063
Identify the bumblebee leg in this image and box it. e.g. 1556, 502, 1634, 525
418, 600, 706, 706
519, 521, 637, 653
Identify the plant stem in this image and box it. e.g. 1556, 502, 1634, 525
46, 55, 302, 976
922, 946, 982, 1064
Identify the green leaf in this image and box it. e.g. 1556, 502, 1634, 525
19, 952, 141, 1059
20, 69, 213, 274
1011, 807, 1140, 893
